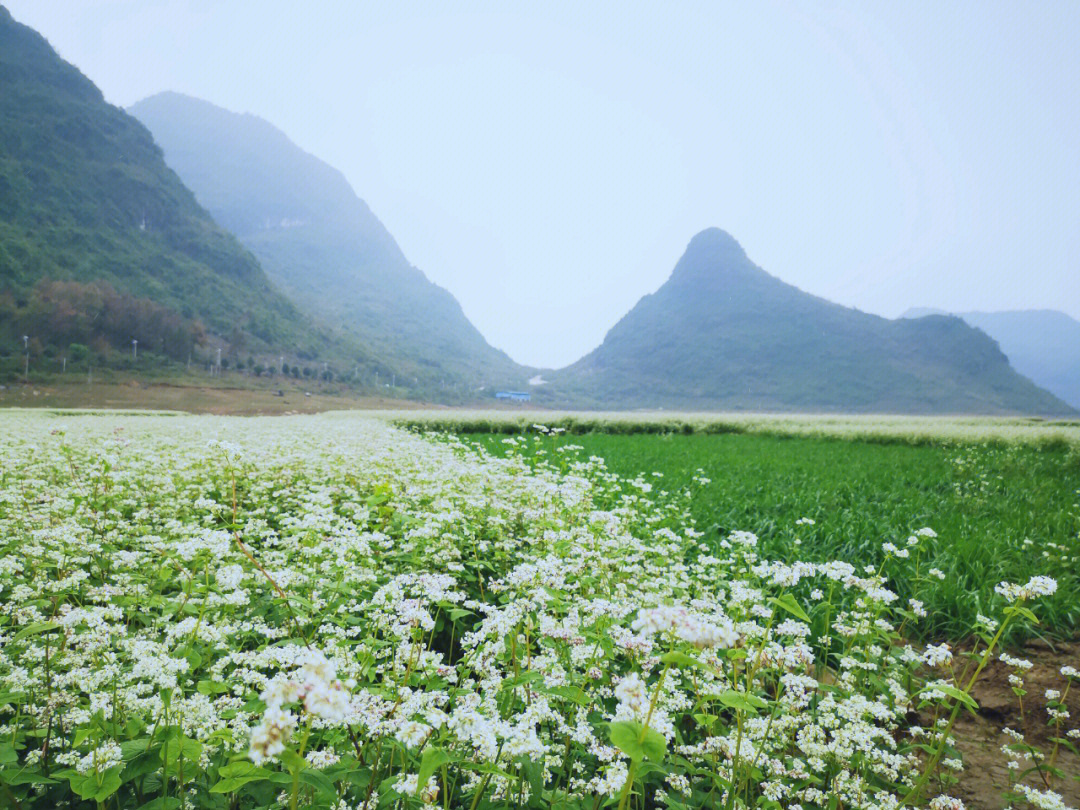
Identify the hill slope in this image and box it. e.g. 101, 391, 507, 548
0, 6, 339, 362
548, 229, 1074, 415
904, 308, 1080, 410
129, 92, 529, 392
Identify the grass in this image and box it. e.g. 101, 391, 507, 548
394, 409, 1080, 448
463, 429, 1080, 642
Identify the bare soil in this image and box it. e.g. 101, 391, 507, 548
0, 379, 435, 415
934, 638, 1079, 808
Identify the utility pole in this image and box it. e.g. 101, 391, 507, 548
22, 335, 28, 381
216, 348, 222, 375
62, 357, 66, 374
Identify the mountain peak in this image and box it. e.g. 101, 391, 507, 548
554, 228, 1074, 415
685, 227, 746, 258
668, 227, 759, 288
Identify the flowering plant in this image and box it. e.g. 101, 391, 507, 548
0, 413, 1073, 809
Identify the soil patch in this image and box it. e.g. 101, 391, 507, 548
933, 638, 1079, 808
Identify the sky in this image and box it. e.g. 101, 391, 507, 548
7, 0, 1079, 369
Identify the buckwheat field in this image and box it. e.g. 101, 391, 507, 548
1, 411, 1077, 810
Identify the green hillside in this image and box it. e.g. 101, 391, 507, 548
904, 307, 1080, 410
129, 92, 530, 392
546, 228, 1074, 415
0, 6, 349, 367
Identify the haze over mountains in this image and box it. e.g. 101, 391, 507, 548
129, 92, 529, 394
1, 5, 1074, 416
903, 308, 1080, 410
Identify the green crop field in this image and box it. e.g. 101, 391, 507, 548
1, 410, 1077, 810
463, 430, 1080, 643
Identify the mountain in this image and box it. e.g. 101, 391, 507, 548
903, 308, 1080, 410
545, 228, 1074, 415
0, 6, 344, 364
129, 92, 529, 392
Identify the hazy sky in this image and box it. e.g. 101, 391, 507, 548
8, 1, 1079, 368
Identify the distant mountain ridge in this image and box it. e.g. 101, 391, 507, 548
129, 92, 530, 393
544, 229, 1074, 415
0, 6, 338, 360
903, 307, 1080, 409
3, 3, 1072, 414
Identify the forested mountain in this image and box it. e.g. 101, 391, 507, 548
130, 92, 530, 392
904, 307, 1080, 410
4, 2, 1071, 414
0, 6, 346, 367
546, 229, 1074, 415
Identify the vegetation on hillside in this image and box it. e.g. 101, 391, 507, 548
543, 229, 1074, 415
129, 92, 531, 394
906, 308, 1080, 411
0, 7, 350, 365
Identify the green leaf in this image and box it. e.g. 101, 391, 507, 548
931, 683, 979, 711
693, 712, 717, 728
660, 651, 702, 669
67, 773, 99, 799
197, 679, 230, 696
279, 748, 307, 775
134, 798, 182, 810
416, 746, 451, 795
160, 735, 202, 766
93, 766, 123, 801
1004, 605, 1040, 624
609, 721, 666, 762
121, 750, 161, 783
209, 776, 254, 794
541, 685, 590, 705
14, 621, 62, 643
718, 690, 764, 714
610, 720, 645, 761
516, 755, 545, 807
1, 769, 58, 786
770, 593, 811, 623
501, 670, 543, 690
640, 727, 667, 761
299, 768, 338, 798
219, 760, 270, 779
